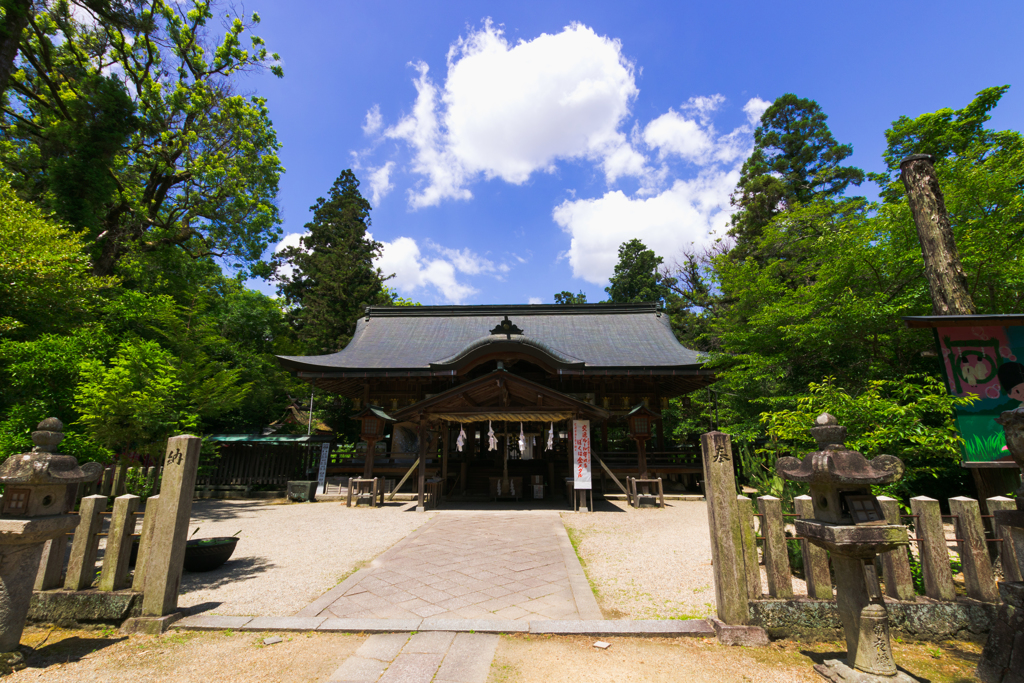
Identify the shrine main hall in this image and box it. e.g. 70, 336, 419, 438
276, 302, 713, 507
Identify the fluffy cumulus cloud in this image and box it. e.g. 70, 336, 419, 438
382, 21, 644, 208
272, 232, 507, 304
375, 237, 483, 303
555, 95, 769, 283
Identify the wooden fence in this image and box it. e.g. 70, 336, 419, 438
742, 493, 1021, 604
196, 441, 327, 487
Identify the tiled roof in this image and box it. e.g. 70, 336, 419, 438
277, 303, 701, 373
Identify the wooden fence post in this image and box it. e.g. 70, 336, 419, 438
132, 496, 160, 593
910, 496, 956, 602
876, 496, 915, 601
699, 431, 750, 624
736, 495, 762, 599
140, 436, 201, 617
64, 495, 107, 591
949, 497, 999, 602
795, 495, 833, 600
987, 496, 1023, 582
758, 495, 793, 598
98, 494, 140, 591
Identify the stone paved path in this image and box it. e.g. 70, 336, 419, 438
298, 511, 601, 621
327, 631, 497, 683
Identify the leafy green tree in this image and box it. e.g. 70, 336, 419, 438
0, 179, 116, 338
604, 239, 675, 304
760, 375, 974, 502
274, 170, 391, 354
553, 290, 587, 304
728, 94, 865, 262
1, 0, 285, 276
74, 339, 194, 454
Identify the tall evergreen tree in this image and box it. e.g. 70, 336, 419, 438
274, 170, 390, 354
604, 239, 675, 304
728, 94, 865, 261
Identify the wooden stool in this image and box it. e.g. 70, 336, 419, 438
627, 476, 665, 508
346, 477, 379, 507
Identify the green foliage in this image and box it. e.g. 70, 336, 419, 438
760, 375, 974, 501
74, 339, 195, 453
124, 467, 153, 501
728, 93, 865, 262
604, 239, 675, 304
554, 290, 588, 304
274, 170, 391, 354
2, 0, 285, 277
0, 180, 116, 337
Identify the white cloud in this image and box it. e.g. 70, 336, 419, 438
426, 241, 501, 276
367, 162, 395, 205
553, 169, 740, 284
363, 104, 383, 136
642, 94, 759, 166
548, 95, 773, 283
743, 97, 771, 125
272, 231, 306, 283
528, 297, 543, 305
384, 21, 644, 208
376, 236, 477, 303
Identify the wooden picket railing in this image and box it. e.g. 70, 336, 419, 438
740, 493, 1021, 604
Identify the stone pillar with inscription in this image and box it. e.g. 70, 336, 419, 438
123, 435, 201, 633
700, 431, 749, 624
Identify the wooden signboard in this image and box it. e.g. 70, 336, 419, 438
573, 419, 592, 490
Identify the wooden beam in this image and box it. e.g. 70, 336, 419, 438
386, 458, 420, 501
596, 455, 629, 496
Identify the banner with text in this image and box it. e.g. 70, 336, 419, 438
573, 419, 592, 490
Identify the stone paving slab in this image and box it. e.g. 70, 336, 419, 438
240, 616, 327, 631
319, 618, 423, 633
174, 615, 254, 630
434, 633, 499, 683
302, 511, 600, 622
327, 631, 498, 683
419, 618, 528, 633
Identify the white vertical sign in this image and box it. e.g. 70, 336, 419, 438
316, 442, 331, 495
572, 419, 592, 490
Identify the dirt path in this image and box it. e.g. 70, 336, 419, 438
9, 627, 982, 683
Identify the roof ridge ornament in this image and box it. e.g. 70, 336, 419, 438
490, 315, 523, 340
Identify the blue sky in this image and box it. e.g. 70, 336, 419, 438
243, 0, 1024, 305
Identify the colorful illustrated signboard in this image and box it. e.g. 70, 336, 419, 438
934, 324, 1024, 466
572, 419, 592, 489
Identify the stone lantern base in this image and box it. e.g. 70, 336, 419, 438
814, 659, 918, 682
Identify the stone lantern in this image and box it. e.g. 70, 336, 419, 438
777, 414, 917, 683
0, 418, 101, 660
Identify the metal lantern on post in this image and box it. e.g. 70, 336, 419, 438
627, 404, 659, 479
352, 406, 395, 479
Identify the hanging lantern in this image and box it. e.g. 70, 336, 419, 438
627, 403, 659, 441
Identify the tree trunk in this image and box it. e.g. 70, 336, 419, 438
0, 0, 31, 100
899, 154, 976, 315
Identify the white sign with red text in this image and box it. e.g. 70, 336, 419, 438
572, 419, 592, 490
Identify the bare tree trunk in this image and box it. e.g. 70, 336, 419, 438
0, 0, 32, 100
900, 154, 976, 315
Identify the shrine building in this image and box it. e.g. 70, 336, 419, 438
276, 302, 713, 507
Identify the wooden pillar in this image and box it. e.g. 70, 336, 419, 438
636, 438, 648, 479
656, 418, 665, 453
601, 419, 608, 453
416, 421, 427, 512
363, 437, 377, 480
441, 424, 449, 490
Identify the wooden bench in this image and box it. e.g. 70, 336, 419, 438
627, 476, 665, 508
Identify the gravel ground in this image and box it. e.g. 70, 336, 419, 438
559, 500, 717, 620
178, 499, 434, 616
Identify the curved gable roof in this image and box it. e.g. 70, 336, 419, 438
277, 303, 702, 374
